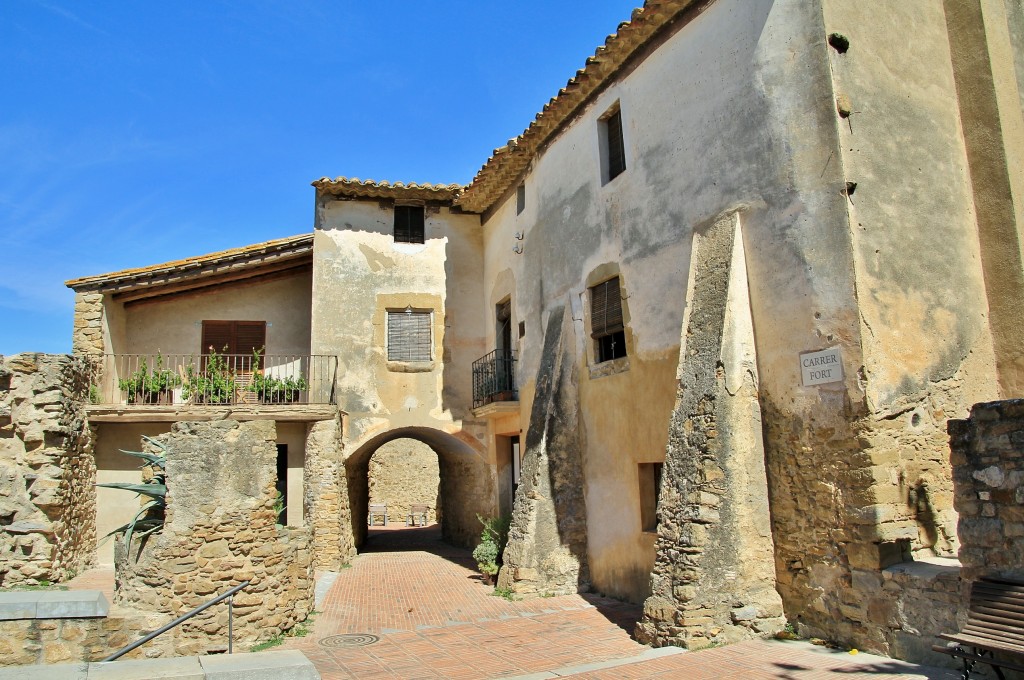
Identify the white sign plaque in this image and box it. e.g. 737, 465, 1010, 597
800, 346, 843, 387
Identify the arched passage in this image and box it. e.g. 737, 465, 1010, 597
345, 427, 496, 549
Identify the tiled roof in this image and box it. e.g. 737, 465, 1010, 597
65, 233, 313, 292
312, 177, 464, 202
454, 0, 700, 214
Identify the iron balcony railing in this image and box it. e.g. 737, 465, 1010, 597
94, 353, 337, 407
472, 349, 517, 409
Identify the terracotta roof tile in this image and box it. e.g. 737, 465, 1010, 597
311, 177, 464, 202
65, 233, 313, 292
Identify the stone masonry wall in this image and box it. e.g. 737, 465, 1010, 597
638, 214, 783, 649
304, 416, 354, 569
116, 420, 314, 655
0, 354, 95, 586
368, 438, 441, 525
71, 292, 104, 358
499, 305, 590, 596
949, 399, 1024, 582
0, 607, 173, 666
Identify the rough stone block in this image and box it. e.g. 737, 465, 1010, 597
88, 656, 204, 679
0, 662, 87, 679
199, 649, 320, 679
36, 591, 109, 619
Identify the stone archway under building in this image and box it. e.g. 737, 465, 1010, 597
344, 427, 497, 549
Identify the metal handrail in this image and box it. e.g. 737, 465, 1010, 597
100, 580, 250, 662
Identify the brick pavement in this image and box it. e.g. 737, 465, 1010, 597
67, 526, 960, 679
282, 525, 960, 679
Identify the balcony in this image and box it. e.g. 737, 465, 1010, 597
472, 349, 517, 410
91, 353, 337, 415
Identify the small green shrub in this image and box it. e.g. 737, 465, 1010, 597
473, 514, 511, 580
492, 586, 517, 601
250, 634, 284, 652
249, 350, 308, 403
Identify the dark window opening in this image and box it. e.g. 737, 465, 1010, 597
639, 462, 663, 532
516, 183, 526, 214
603, 108, 626, 182
394, 205, 425, 244
387, 309, 432, 362
590, 277, 626, 363
276, 444, 288, 526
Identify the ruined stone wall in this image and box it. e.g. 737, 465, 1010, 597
0, 607, 173, 666
0, 354, 95, 586
116, 420, 314, 655
368, 438, 441, 524
949, 399, 1024, 582
638, 214, 783, 649
305, 416, 355, 569
499, 306, 590, 597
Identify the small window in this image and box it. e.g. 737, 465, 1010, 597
394, 206, 425, 244
516, 183, 526, 214
639, 462, 663, 532
600, 105, 626, 183
387, 309, 432, 362
590, 277, 626, 363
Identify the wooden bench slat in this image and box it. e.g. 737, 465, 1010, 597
944, 631, 1024, 654
962, 610, 1024, 630
973, 584, 1024, 602
971, 601, 1024, 617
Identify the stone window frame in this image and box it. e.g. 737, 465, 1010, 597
386, 308, 433, 364
375, 293, 443, 374
583, 263, 632, 379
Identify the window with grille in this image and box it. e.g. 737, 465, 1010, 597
387, 309, 432, 362
590, 277, 626, 363
600, 105, 626, 184
394, 205, 425, 244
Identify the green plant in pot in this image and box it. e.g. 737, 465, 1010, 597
118, 355, 179, 404
248, 349, 308, 403
472, 514, 510, 585
182, 347, 237, 404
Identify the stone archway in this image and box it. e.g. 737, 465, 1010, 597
344, 427, 496, 549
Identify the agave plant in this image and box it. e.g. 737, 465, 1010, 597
97, 436, 167, 552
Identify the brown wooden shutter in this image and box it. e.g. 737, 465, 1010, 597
590, 278, 623, 338
201, 321, 234, 354
387, 311, 431, 361
394, 206, 425, 244
607, 110, 626, 180
201, 321, 266, 354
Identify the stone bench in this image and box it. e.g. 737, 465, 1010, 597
0, 649, 320, 679
0, 590, 109, 620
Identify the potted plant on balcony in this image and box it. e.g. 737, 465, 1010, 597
251, 372, 308, 404
182, 348, 237, 404
117, 355, 179, 405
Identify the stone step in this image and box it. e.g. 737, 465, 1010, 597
0, 650, 320, 680
0, 590, 109, 620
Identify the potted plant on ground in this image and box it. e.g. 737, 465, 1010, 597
118, 355, 179, 405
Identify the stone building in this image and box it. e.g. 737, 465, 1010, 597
57, 0, 1023, 664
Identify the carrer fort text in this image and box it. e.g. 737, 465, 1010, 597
802, 353, 839, 381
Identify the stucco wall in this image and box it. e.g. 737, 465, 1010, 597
117, 271, 313, 357
481, 0, 846, 603
311, 200, 493, 546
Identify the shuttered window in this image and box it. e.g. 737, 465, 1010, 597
394, 206, 425, 244
387, 310, 432, 362
590, 277, 626, 363
201, 321, 266, 368
605, 109, 626, 181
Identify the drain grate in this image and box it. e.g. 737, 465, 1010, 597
319, 633, 380, 648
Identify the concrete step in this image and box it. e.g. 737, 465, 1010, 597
0, 650, 319, 679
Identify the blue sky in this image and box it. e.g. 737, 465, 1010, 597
1, 1, 638, 354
